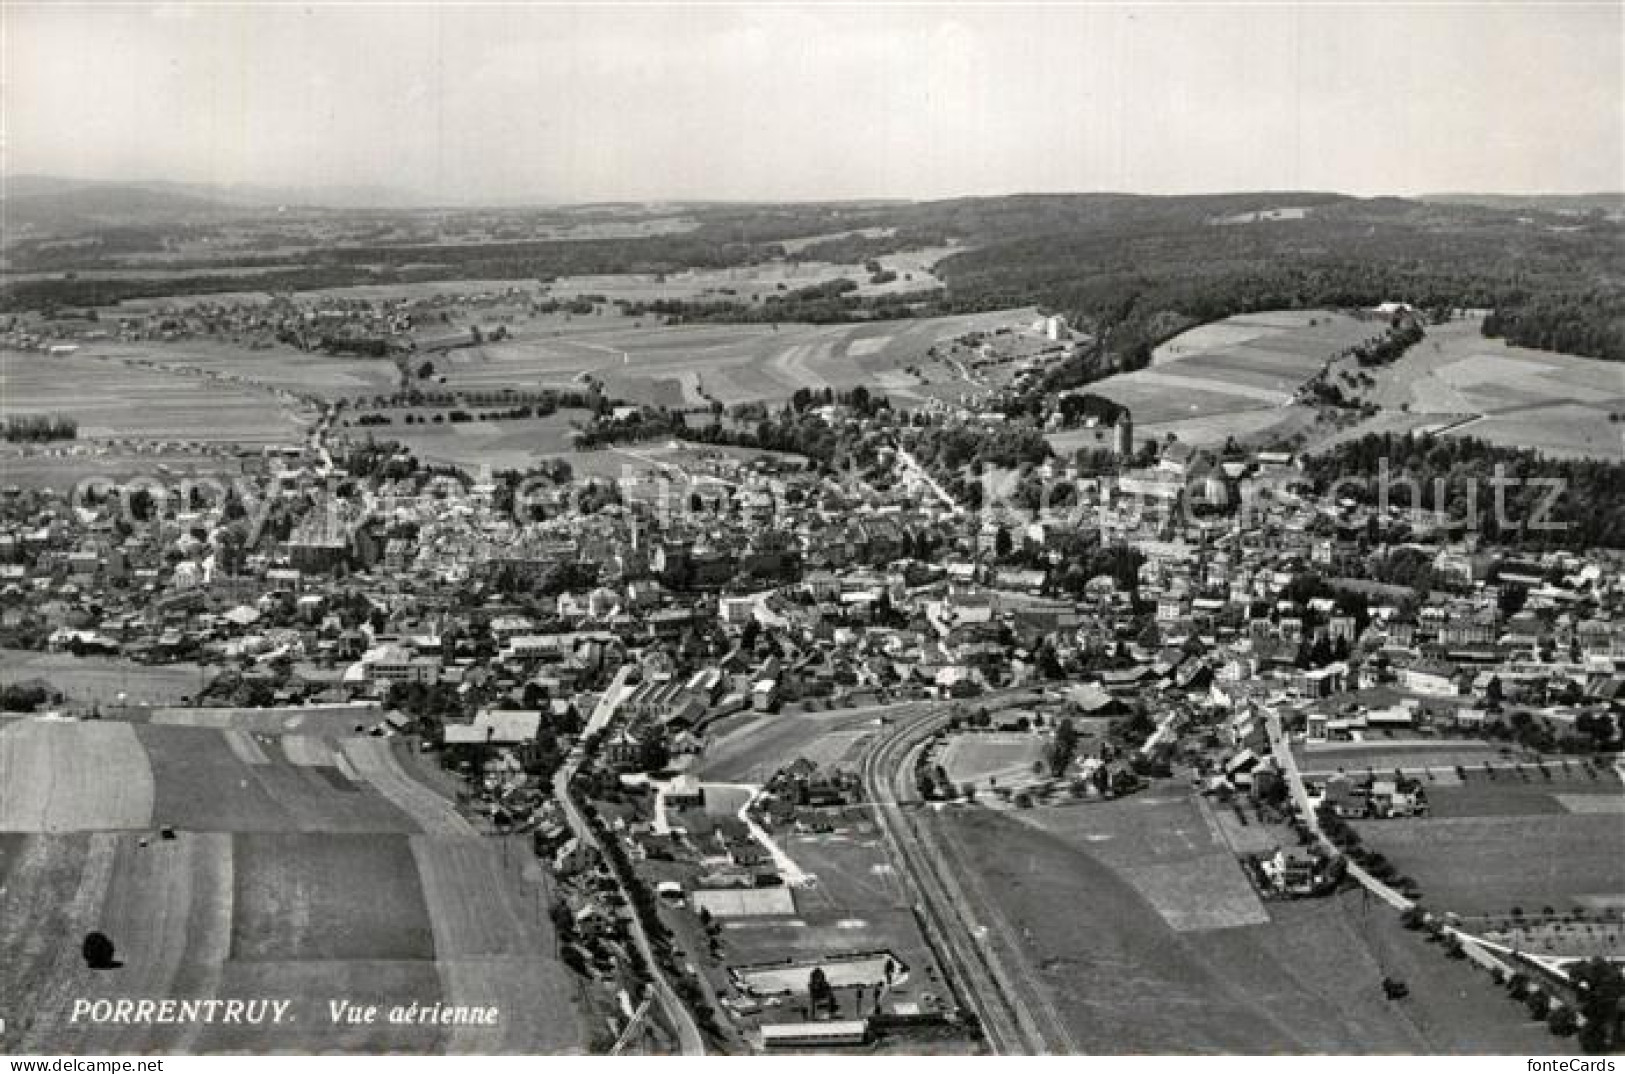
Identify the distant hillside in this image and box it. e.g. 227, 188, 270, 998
887, 193, 1625, 368
1, 175, 427, 231
3, 189, 1619, 363
1418, 193, 1625, 217
1, 181, 239, 231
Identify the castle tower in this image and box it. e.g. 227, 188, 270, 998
1113, 410, 1134, 456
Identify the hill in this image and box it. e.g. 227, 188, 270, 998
1418, 193, 1625, 218
1, 181, 239, 231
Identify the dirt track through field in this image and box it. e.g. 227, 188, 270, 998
135, 725, 417, 834
222, 728, 271, 765
342, 739, 477, 836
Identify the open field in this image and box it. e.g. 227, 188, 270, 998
439, 308, 1035, 409
1293, 739, 1513, 776
1446, 407, 1623, 460
1, 348, 307, 442
1353, 814, 1625, 916
1207, 891, 1570, 1055
341, 738, 479, 837
1150, 311, 1334, 363
543, 245, 953, 305
940, 807, 1401, 1051
350, 408, 589, 471
0, 649, 210, 705
107, 279, 553, 308
1478, 919, 1625, 959
1425, 768, 1624, 818
1306, 408, 1480, 455
1070, 312, 1373, 433
1113, 407, 1294, 450
232, 832, 435, 961
939, 805, 1559, 1053
11, 299, 1040, 446
1351, 317, 1625, 460
133, 723, 418, 833
0, 718, 583, 1053
0, 445, 255, 492
46, 831, 236, 1053
1013, 793, 1268, 932
0, 719, 155, 832
148, 703, 382, 734
1055, 308, 1625, 459
66, 339, 401, 399
2, 716, 426, 835
205, 959, 449, 1054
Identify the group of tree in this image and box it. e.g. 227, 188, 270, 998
1046, 717, 1080, 777
900, 423, 1052, 475
3, 414, 77, 442
1348, 318, 1426, 368
0, 679, 62, 712
1300, 432, 1625, 550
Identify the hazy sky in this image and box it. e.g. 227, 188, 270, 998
5, 2, 1621, 202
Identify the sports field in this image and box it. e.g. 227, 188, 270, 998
0, 718, 584, 1053
734, 950, 903, 995
939, 732, 1047, 789
722, 822, 948, 1018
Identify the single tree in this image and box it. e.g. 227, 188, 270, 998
82, 931, 116, 970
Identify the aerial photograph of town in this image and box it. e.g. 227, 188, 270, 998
0, 0, 1621, 1064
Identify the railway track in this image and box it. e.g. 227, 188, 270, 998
858, 703, 1067, 1055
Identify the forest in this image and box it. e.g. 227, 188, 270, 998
1300, 432, 1625, 550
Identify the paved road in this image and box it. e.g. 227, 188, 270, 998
858, 700, 1067, 1054
553, 759, 706, 1055
894, 442, 962, 513
1262, 709, 1517, 978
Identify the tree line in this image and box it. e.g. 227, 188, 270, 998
1301, 432, 1625, 550
3, 414, 78, 442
